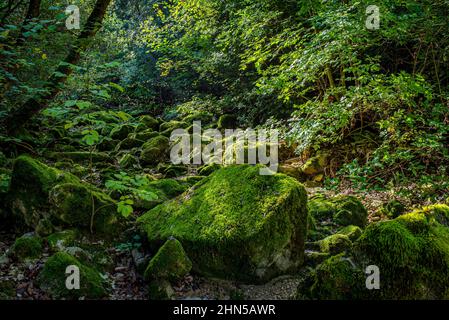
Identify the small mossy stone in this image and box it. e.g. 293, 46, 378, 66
38, 252, 107, 299
47, 230, 79, 251
198, 163, 221, 176
11, 235, 43, 261
337, 225, 363, 242
319, 234, 352, 255
136, 130, 159, 141
115, 137, 145, 151
144, 238, 192, 281
159, 121, 189, 133
110, 124, 135, 140
138, 165, 308, 283
217, 114, 237, 129
119, 154, 138, 169
309, 254, 366, 300
302, 153, 327, 176
140, 135, 170, 166
331, 196, 368, 228
0, 279, 15, 300
382, 200, 406, 219
139, 115, 159, 131
49, 183, 123, 236
148, 279, 174, 300
182, 112, 214, 124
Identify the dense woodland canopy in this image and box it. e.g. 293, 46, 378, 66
0, 0, 449, 301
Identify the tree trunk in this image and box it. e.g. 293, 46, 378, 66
3, 0, 112, 133
16, 0, 41, 45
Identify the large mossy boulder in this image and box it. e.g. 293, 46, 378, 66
37, 252, 108, 299
144, 238, 192, 282
49, 183, 122, 236
308, 194, 368, 228
140, 135, 170, 166
7, 155, 79, 229
138, 165, 308, 283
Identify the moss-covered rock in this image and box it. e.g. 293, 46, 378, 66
47, 230, 79, 251
308, 254, 366, 300
98, 138, 120, 152
217, 114, 237, 129
319, 234, 352, 255
115, 136, 145, 151
49, 183, 123, 236
301, 153, 327, 176
10, 235, 43, 261
139, 115, 159, 131
353, 204, 449, 299
7, 155, 79, 229
197, 163, 221, 176
381, 200, 406, 219
144, 238, 192, 281
37, 252, 108, 299
138, 165, 308, 283
140, 135, 170, 166
110, 124, 135, 140
134, 179, 188, 210
135, 129, 159, 141
148, 279, 174, 300
308, 194, 367, 228
118, 154, 138, 169
337, 225, 363, 242
182, 112, 214, 125
159, 121, 189, 133
158, 164, 188, 178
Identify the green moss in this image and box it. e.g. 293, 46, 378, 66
381, 200, 406, 218
49, 183, 123, 236
38, 252, 107, 299
309, 254, 365, 300
98, 138, 120, 152
217, 114, 237, 129
319, 234, 352, 255
302, 153, 327, 176
119, 154, 138, 169
47, 230, 79, 251
158, 164, 188, 178
138, 165, 308, 283
140, 135, 170, 166
144, 238, 192, 281
8, 156, 79, 229
110, 124, 135, 140
11, 235, 43, 261
115, 137, 145, 151
159, 121, 189, 133
134, 179, 188, 210
35, 218, 55, 236
353, 204, 449, 299
198, 163, 221, 176
139, 115, 159, 131
136, 130, 159, 141
181, 176, 205, 186
337, 225, 363, 242
148, 279, 174, 300
308, 194, 367, 228
182, 112, 213, 124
